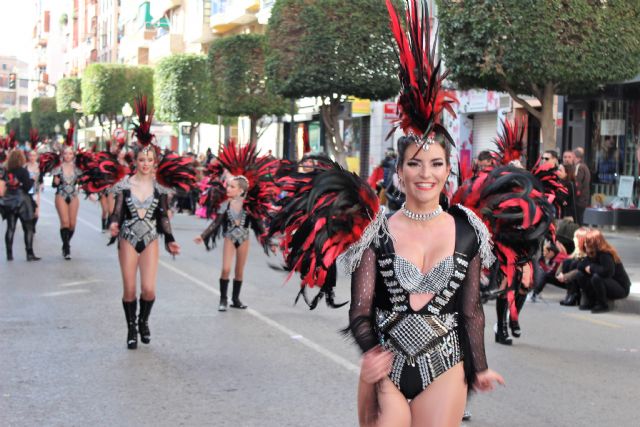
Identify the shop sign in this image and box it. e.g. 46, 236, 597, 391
384, 103, 398, 119
618, 175, 635, 198
600, 119, 625, 136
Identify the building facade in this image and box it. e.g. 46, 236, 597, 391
0, 56, 30, 123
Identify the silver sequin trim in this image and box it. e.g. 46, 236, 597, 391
455, 204, 496, 269
339, 206, 392, 274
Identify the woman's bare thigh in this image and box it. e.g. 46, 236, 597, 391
409, 363, 467, 427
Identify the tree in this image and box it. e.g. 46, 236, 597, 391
82, 64, 154, 140
19, 112, 31, 142
56, 77, 82, 112
208, 34, 287, 146
31, 97, 70, 138
265, 0, 399, 163
155, 54, 215, 152
3, 107, 20, 121
436, 0, 640, 148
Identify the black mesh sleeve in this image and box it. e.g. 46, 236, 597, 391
107, 191, 125, 246
459, 253, 488, 386
157, 193, 176, 250
348, 247, 379, 353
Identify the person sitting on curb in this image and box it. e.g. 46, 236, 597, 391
575, 229, 631, 313
530, 240, 569, 302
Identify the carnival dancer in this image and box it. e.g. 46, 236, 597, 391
25, 130, 42, 232
194, 140, 278, 311
452, 118, 565, 345
269, 2, 504, 425
1, 149, 41, 261
107, 95, 196, 350
46, 125, 83, 260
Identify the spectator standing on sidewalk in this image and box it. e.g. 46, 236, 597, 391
573, 147, 591, 225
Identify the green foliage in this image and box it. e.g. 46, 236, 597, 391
31, 97, 71, 138
18, 112, 31, 141
265, 0, 399, 100
436, 0, 640, 95
56, 77, 82, 112
6, 118, 20, 136
154, 54, 215, 124
82, 64, 154, 116
208, 34, 287, 118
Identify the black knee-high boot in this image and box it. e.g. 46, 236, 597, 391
23, 219, 40, 261
138, 298, 155, 344
5, 215, 17, 261
218, 279, 229, 311
231, 280, 247, 309
122, 300, 138, 350
509, 293, 527, 338
495, 297, 512, 345
60, 228, 70, 259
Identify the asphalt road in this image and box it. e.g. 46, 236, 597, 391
1, 190, 638, 427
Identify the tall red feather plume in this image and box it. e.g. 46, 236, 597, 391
386, 0, 457, 144
65, 122, 75, 147
29, 129, 40, 146
132, 95, 155, 148
493, 118, 525, 166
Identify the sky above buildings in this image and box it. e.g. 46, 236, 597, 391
0, 2, 35, 62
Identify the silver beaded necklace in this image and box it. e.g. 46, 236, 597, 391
401, 203, 443, 221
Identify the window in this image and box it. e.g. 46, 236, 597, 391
19, 79, 29, 88
19, 96, 28, 105
211, 0, 228, 15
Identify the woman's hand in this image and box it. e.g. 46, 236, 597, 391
167, 242, 181, 255
556, 272, 565, 283
53, 176, 60, 186
34, 207, 40, 218
109, 222, 119, 237
473, 369, 505, 392
359, 346, 393, 385
193, 235, 203, 244
585, 265, 591, 275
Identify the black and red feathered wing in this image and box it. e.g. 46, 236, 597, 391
156, 152, 197, 193
269, 159, 380, 289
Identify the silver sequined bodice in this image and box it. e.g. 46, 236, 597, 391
394, 255, 454, 295
224, 207, 250, 245
53, 166, 81, 200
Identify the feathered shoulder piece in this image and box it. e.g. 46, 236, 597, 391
386, 0, 457, 148
39, 151, 61, 176
78, 151, 130, 194
451, 165, 554, 321
155, 152, 197, 194
492, 118, 525, 166
269, 158, 381, 289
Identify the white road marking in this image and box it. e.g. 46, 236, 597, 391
159, 259, 360, 374
42, 289, 90, 297
59, 279, 102, 287
58, 195, 360, 375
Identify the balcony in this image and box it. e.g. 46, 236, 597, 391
210, 0, 259, 33
149, 33, 184, 65
150, 0, 182, 18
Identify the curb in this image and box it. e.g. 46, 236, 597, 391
535, 287, 640, 316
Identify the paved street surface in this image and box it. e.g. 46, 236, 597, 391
2, 190, 639, 427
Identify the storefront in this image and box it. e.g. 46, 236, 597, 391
563, 81, 640, 205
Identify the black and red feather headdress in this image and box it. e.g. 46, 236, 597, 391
493, 118, 525, 166
386, 0, 457, 149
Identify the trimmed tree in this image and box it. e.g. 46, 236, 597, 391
31, 97, 70, 138
82, 64, 154, 140
265, 0, 399, 163
436, 0, 640, 148
155, 54, 215, 152
208, 34, 287, 145
56, 77, 82, 112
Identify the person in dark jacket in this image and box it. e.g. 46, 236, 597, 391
0, 150, 40, 261
576, 229, 631, 313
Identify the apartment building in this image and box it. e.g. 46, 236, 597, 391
0, 56, 30, 122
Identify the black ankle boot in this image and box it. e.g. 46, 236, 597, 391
60, 228, 70, 260
218, 279, 229, 311
560, 292, 579, 306
6, 249, 13, 261
138, 298, 155, 344
122, 300, 138, 349
231, 279, 247, 309
101, 217, 107, 233
25, 222, 40, 261
495, 298, 512, 345
509, 293, 526, 338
